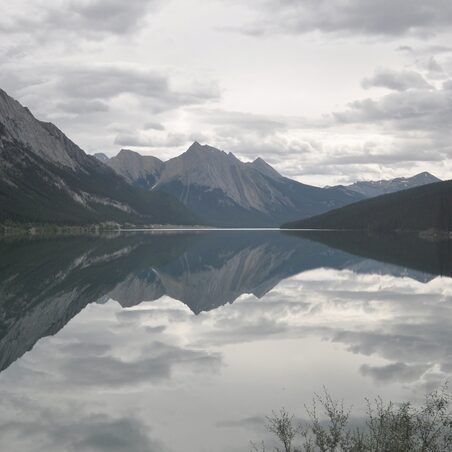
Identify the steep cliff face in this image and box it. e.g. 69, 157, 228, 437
0, 88, 86, 169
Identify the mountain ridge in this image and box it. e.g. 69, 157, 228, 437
329, 171, 441, 198
0, 88, 198, 226
104, 142, 364, 227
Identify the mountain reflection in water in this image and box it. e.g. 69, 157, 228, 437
0, 231, 451, 452
0, 231, 451, 372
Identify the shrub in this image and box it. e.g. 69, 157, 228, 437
252, 385, 452, 452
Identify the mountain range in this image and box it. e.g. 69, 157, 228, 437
329, 172, 441, 198
100, 145, 442, 227
0, 87, 446, 229
101, 144, 365, 227
0, 89, 197, 226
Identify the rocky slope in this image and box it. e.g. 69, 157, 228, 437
105, 142, 364, 227
107, 149, 163, 189
0, 89, 197, 226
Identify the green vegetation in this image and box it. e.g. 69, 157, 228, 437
252, 386, 452, 452
282, 179, 452, 232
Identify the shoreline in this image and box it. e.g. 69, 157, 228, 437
1, 223, 451, 240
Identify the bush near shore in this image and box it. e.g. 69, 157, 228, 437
252, 386, 452, 452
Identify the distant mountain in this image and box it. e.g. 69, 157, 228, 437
93, 152, 109, 163
330, 172, 441, 198
107, 149, 163, 189
283, 179, 452, 232
0, 89, 198, 226
106, 143, 364, 227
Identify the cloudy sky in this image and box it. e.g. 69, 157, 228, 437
1, 0, 452, 185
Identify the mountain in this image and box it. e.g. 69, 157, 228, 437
330, 172, 441, 198
107, 149, 163, 189
93, 152, 109, 163
0, 233, 192, 372
106, 143, 364, 227
283, 178, 452, 232
0, 89, 198, 226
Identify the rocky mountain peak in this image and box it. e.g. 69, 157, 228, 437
106, 148, 163, 186
332, 171, 442, 198
250, 157, 282, 180
410, 171, 440, 183
185, 141, 229, 159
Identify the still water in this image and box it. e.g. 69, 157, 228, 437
0, 231, 451, 451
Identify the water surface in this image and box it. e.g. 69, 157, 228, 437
0, 231, 451, 451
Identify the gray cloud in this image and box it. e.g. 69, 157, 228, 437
319, 148, 445, 165
143, 121, 165, 131
216, 415, 265, 429
56, 99, 110, 114
55, 66, 168, 100
424, 57, 448, 79
333, 87, 452, 133
61, 341, 221, 386
52, 416, 162, 452
56, 0, 160, 35
362, 68, 433, 91
396, 45, 414, 53
196, 109, 288, 134
0, 62, 220, 155
114, 132, 189, 148
0, 63, 220, 117
1, 0, 162, 39
59, 342, 111, 357
51, 66, 220, 114
0, 410, 164, 452
360, 362, 431, 383
236, 0, 452, 37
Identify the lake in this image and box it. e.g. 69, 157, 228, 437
0, 231, 451, 452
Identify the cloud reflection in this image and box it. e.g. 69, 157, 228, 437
0, 232, 451, 451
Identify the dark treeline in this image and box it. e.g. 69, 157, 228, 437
283, 179, 452, 232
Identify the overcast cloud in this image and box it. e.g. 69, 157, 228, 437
236, 0, 452, 37
0, 0, 451, 184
